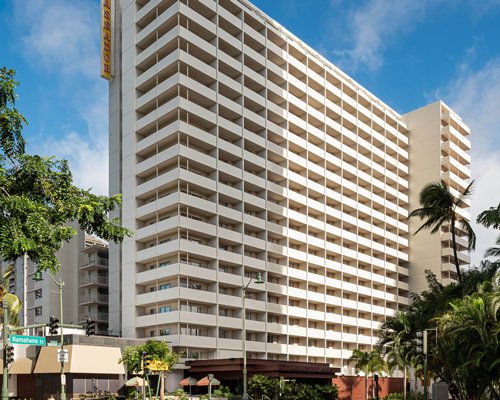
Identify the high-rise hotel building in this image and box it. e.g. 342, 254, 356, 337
107, 0, 471, 369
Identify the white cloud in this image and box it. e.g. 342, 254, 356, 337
14, 0, 99, 79
11, 0, 110, 196
440, 59, 500, 265
29, 87, 109, 196
331, 0, 429, 71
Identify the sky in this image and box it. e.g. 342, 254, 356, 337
1, 0, 499, 265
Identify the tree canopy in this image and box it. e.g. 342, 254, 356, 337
0, 67, 131, 272
378, 264, 500, 400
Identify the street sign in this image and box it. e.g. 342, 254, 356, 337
57, 349, 69, 363
10, 334, 46, 346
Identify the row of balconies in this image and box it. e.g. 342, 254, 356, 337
135, 208, 408, 250
146, 333, 374, 357
136, 307, 391, 334
133, 283, 406, 315
135, 132, 409, 205
134, 0, 408, 148
137, 256, 408, 286
134, 168, 409, 237
134, 237, 409, 280
134, 65, 409, 182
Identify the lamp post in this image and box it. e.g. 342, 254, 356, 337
242, 272, 264, 400
2, 305, 9, 400
34, 271, 66, 400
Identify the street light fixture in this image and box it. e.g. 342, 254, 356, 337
242, 272, 264, 400
33, 270, 67, 400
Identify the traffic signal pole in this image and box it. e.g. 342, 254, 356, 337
57, 276, 66, 400
2, 305, 9, 400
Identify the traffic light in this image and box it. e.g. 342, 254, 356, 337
4, 345, 14, 367
416, 331, 428, 354
142, 352, 149, 373
85, 317, 95, 336
49, 315, 59, 335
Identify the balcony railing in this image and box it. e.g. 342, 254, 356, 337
80, 276, 109, 286
82, 312, 109, 322
79, 294, 109, 304
80, 257, 109, 269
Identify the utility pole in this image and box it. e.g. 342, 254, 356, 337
2, 305, 9, 400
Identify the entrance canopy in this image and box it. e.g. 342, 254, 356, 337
34, 345, 125, 374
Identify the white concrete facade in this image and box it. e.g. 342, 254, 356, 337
108, 0, 470, 370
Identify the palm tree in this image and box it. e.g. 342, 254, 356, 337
484, 236, 500, 260
350, 349, 385, 400
409, 180, 476, 282
379, 312, 414, 400
436, 271, 500, 400
0, 265, 22, 326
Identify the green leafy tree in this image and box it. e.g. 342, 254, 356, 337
409, 180, 476, 282
119, 340, 179, 400
0, 67, 131, 273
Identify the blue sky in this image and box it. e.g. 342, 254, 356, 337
1, 0, 499, 264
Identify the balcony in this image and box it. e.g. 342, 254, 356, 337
79, 294, 109, 305
79, 256, 109, 271
80, 275, 109, 287
81, 312, 108, 323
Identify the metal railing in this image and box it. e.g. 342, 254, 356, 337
80, 275, 109, 286
79, 294, 109, 304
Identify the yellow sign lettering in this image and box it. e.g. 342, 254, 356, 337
100, 0, 112, 80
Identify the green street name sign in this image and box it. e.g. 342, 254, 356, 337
10, 335, 46, 346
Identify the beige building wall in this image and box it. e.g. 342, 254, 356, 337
107, 0, 471, 370
403, 101, 471, 294
108, 0, 414, 370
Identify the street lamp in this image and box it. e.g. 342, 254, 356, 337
242, 272, 264, 400
34, 270, 67, 400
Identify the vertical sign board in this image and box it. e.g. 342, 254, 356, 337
101, 0, 113, 80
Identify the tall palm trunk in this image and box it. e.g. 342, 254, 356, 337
159, 371, 165, 400
450, 218, 462, 282
403, 364, 407, 400
365, 375, 369, 400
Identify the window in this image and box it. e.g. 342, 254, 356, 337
35, 289, 42, 299
34, 307, 42, 316
159, 284, 171, 290
268, 335, 278, 343
159, 306, 171, 313
159, 328, 171, 336
159, 261, 171, 268
150, 330, 155, 337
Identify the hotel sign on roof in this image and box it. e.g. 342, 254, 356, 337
100, 0, 112, 80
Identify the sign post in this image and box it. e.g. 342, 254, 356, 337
57, 349, 69, 363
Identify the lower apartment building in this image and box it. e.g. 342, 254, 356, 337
107, 0, 471, 370
3, 229, 110, 336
